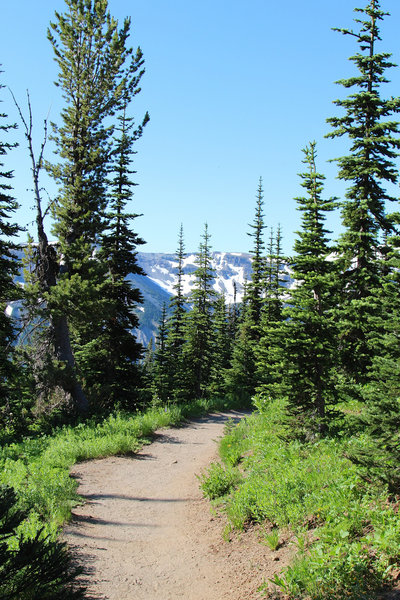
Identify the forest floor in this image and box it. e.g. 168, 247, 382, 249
63, 411, 294, 600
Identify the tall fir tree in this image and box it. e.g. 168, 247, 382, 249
282, 142, 339, 436
85, 106, 148, 410
255, 226, 287, 400
0, 71, 22, 424
182, 224, 216, 399
326, 0, 400, 384
247, 177, 266, 340
349, 217, 400, 490
45, 0, 147, 413
11, 91, 86, 416
152, 302, 170, 403
165, 224, 187, 400
226, 179, 266, 401
209, 294, 231, 397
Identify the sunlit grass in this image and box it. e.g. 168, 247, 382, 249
0, 395, 240, 544
199, 398, 400, 599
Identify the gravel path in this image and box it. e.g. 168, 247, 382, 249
64, 411, 291, 599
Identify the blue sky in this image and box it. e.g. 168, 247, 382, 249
1, 0, 400, 254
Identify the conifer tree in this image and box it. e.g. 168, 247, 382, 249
247, 177, 266, 340
46, 0, 147, 412
11, 91, 87, 416
326, 0, 400, 383
283, 143, 339, 436
182, 224, 216, 399
85, 106, 148, 409
0, 485, 85, 599
137, 337, 155, 406
227, 280, 239, 341
153, 302, 170, 403
348, 206, 400, 490
225, 302, 257, 404
0, 72, 22, 425
209, 294, 231, 396
226, 180, 267, 401
255, 226, 287, 400
165, 224, 187, 400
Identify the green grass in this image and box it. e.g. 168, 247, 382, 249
0, 395, 240, 546
199, 397, 400, 599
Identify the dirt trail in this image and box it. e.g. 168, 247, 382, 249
64, 411, 292, 600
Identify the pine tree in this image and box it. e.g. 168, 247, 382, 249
209, 294, 231, 397
165, 224, 187, 400
0, 485, 85, 599
247, 177, 266, 339
182, 224, 216, 399
0, 71, 22, 425
255, 226, 287, 401
153, 302, 170, 403
283, 142, 339, 436
225, 301, 258, 404
227, 280, 239, 341
46, 0, 147, 412
225, 179, 267, 401
326, 0, 400, 383
10, 91, 88, 417
84, 106, 148, 410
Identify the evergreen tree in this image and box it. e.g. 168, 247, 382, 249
247, 177, 266, 339
227, 280, 239, 342
137, 337, 155, 406
84, 106, 148, 410
165, 224, 187, 400
226, 179, 267, 401
326, 0, 400, 383
0, 71, 22, 426
255, 226, 287, 401
11, 91, 87, 417
153, 302, 170, 403
283, 142, 339, 436
225, 301, 258, 404
209, 294, 231, 396
348, 210, 400, 490
182, 224, 216, 399
46, 0, 147, 412
0, 485, 85, 600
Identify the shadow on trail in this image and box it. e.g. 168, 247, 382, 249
82, 493, 195, 503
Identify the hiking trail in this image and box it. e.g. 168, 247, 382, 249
64, 411, 292, 599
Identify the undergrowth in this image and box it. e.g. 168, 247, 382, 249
199, 397, 400, 599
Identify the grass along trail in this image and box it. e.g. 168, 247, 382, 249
63, 411, 290, 599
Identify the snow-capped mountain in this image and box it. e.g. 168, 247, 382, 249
132, 251, 292, 345
7, 250, 293, 347
129, 251, 253, 345
136, 251, 253, 304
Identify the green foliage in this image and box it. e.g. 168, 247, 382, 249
0, 396, 241, 545
210, 398, 400, 599
326, 0, 400, 383
198, 462, 243, 500
219, 417, 250, 466
181, 224, 217, 399
262, 527, 280, 551
0, 69, 23, 428
165, 224, 188, 400
0, 485, 85, 600
282, 142, 339, 437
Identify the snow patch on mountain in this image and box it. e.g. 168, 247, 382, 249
136, 251, 252, 304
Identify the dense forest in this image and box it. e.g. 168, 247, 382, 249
1, 0, 400, 598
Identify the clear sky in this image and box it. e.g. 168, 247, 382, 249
1, 1, 400, 254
